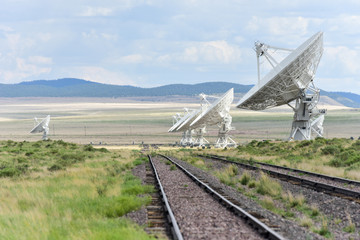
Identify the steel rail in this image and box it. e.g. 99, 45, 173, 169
199, 154, 360, 202
203, 154, 360, 187
159, 154, 285, 240
148, 155, 184, 240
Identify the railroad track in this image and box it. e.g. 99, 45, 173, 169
198, 154, 360, 203
151, 154, 284, 240
146, 156, 183, 239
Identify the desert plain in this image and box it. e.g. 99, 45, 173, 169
0, 97, 358, 145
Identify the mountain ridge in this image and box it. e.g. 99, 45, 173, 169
1, 78, 359, 108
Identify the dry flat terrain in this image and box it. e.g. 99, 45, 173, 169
0, 97, 359, 145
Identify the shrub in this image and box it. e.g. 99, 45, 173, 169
329, 149, 360, 167
256, 172, 282, 197
84, 144, 95, 151
48, 163, 65, 172
316, 217, 330, 237
300, 216, 313, 228
248, 180, 257, 188
0, 167, 20, 177
133, 156, 148, 166
98, 147, 109, 153
227, 164, 238, 177
343, 214, 356, 233
240, 171, 251, 185
296, 140, 313, 148
106, 162, 126, 176
284, 191, 305, 208
260, 196, 275, 210
96, 184, 108, 197
321, 145, 341, 155
310, 204, 319, 217
105, 195, 150, 218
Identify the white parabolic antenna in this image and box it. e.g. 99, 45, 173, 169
237, 32, 326, 140
168, 89, 236, 148
191, 88, 236, 148
168, 95, 210, 146
30, 115, 50, 140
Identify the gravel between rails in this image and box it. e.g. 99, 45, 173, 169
152, 156, 264, 240
199, 156, 360, 240
257, 163, 360, 193
169, 156, 324, 240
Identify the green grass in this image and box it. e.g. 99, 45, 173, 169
0, 140, 155, 240
256, 172, 282, 197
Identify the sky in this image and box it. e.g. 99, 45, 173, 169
1, 1, 360, 93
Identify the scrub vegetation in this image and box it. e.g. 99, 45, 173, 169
203, 138, 360, 181
0, 140, 155, 240
213, 164, 333, 237
159, 139, 360, 239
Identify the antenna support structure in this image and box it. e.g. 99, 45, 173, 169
252, 33, 326, 140
215, 115, 237, 148
288, 82, 326, 140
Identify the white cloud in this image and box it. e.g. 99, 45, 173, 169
120, 54, 152, 64
328, 15, 360, 34
37, 33, 52, 42
79, 6, 113, 17
28, 56, 52, 65
317, 77, 360, 94
0, 25, 13, 32
16, 57, 51, 75
0, 56, 52, 83
246, 16, 316, 37
81, 30, 118, 41
69, 66, 134, 85
162, 41, 243, 65
324, 46, 360, 74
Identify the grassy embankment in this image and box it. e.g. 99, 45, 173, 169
0, 140, 154, 240
205, 138, 360, 181
159, 138, 360, 238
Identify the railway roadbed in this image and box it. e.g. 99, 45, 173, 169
151, 155, 266, 240
158, 155, 329, 240
202, 154, 360, 199
196, 155, 360, 239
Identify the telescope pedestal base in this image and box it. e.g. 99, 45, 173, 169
290, 121, 311, 141
180, 130, 194, 146
194, 127, 209, 147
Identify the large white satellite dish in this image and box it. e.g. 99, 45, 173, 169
30, 115, 51, 140
168, 108, 193, 133
191, 88, 236, 148
168, 94, 210, 146
237, 32, 326, 140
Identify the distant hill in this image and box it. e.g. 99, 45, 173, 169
1, 78, 359, 108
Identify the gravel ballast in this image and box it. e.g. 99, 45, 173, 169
152, 156, 264, 240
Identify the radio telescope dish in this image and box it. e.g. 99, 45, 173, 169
168, 94, 210, 146
168, 108, 193, 133
237, 32, 326, 140
191, 88, 233, 128
191, 88, 236, 148
237, 32, 323, 110
30, 115, 50, 140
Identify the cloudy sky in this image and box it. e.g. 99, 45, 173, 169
1, 0, 360, 93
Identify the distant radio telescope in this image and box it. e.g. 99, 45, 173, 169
30, 115, 51, 140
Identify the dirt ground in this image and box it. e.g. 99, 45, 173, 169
0, 97, 359, 145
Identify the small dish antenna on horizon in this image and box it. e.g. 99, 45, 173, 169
30, 115, 51, 140
237, 32, 326, 140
